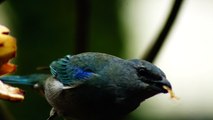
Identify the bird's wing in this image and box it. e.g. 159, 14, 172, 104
50, 55, 99, 86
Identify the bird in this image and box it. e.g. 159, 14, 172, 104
0, 52, 172, 120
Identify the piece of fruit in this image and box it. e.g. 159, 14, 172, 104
0, 25, 17, 75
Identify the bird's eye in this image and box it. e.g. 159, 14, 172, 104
137, 67, 162, 80
137, 67, 148, 76
137, 67, 147, 75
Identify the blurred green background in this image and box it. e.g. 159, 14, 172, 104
0, 0, 126, 120
1, 0, 213, 120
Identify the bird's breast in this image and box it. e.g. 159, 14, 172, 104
44, 77, 64, 108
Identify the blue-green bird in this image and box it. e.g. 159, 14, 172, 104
0, 52, 172, 120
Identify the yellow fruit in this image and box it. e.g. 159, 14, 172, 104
0, 25, 17, 75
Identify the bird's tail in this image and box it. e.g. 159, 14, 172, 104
0, 74, 50, 86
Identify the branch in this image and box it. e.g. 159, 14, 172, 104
74, 0, 90, 54
143, 0, 184, 62
0, 0, 5, 4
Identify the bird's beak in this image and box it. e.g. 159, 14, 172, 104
159, 78, 172, 93
149, 77, 172, 93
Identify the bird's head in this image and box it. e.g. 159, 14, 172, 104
130, 59, 172, 98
